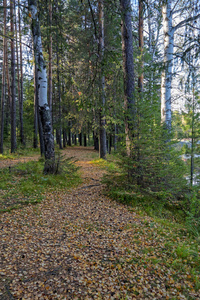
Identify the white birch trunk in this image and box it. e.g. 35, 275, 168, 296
48, 0, 53, 123
161, 2, 200, 134
161, 0, 174, 133
29, 0, 55, 173
29, 1, 48, 107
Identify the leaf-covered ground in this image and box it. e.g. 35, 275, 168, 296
0, 147, 199, 299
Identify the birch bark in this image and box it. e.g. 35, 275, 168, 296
33, 61, 38, 148
48, 0, 53, 123
28, 0, 55, 173
161, 1, 200, 134
161, 0, 173, 133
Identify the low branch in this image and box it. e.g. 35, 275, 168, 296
173, 13, 200, 33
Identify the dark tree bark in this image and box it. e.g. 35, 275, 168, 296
67, 121, 72, 146
0, 0, 7, 154
93, 131, 99, 151
18, 0, 25, 145
98, 0, 107, 159
34, 64, 45, 154
63, 129, 67, 148
109, 134, 112, 154
79, 132, 82, 146
56, 0, 62, 150
137, 0, 144, 185
74, 133, 77, 145
84, 133, 87, 147
120, 0, 135, 156
114, 124, 117, 151
10, 0, 17, 153
138, 0, 144, 93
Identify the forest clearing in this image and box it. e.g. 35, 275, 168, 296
0, 147, 200, 299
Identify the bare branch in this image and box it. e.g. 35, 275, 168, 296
173, 13, 200, 33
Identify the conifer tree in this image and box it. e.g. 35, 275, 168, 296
120, 0, 135, 156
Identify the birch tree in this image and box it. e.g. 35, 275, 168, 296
48, 0, 53, 123
28, 0, 55, 173
161, 0, 200, 134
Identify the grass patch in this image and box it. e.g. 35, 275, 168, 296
0, 156, 81, 213
90, 155, 118, 172
0, 146, 40, 160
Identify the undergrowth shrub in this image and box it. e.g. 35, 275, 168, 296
103, 131, 200, 235
185, 191, 200, 236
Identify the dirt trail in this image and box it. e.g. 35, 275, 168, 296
0, 147, 199, 299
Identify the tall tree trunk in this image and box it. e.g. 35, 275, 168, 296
74, 133, 77, 145
56, 45, 62, 149
84, 133, 87, 147
67, 121, 72, 146
98, 0, 107, 159
137, 0, 144, 185
55, 0, 62, 149
93, 131, 99, 151
114, 124, 117, 151
33, 62, 38, 148
18, 0, 25, 145
63, 129, 66, 148
15, 6, 21, 142
0, 0, 7, 154
79, 132, 82, 146
109, 134, 112, 154
120, 0, 135, 156
10, 0, 17, 153
34, 60, 45, 154
161, 0, 173, 134
48, 0, 53, 123
138, 0, 144, 93
29, 0, 55, 173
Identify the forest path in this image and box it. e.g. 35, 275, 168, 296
0, 147, 199, 299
